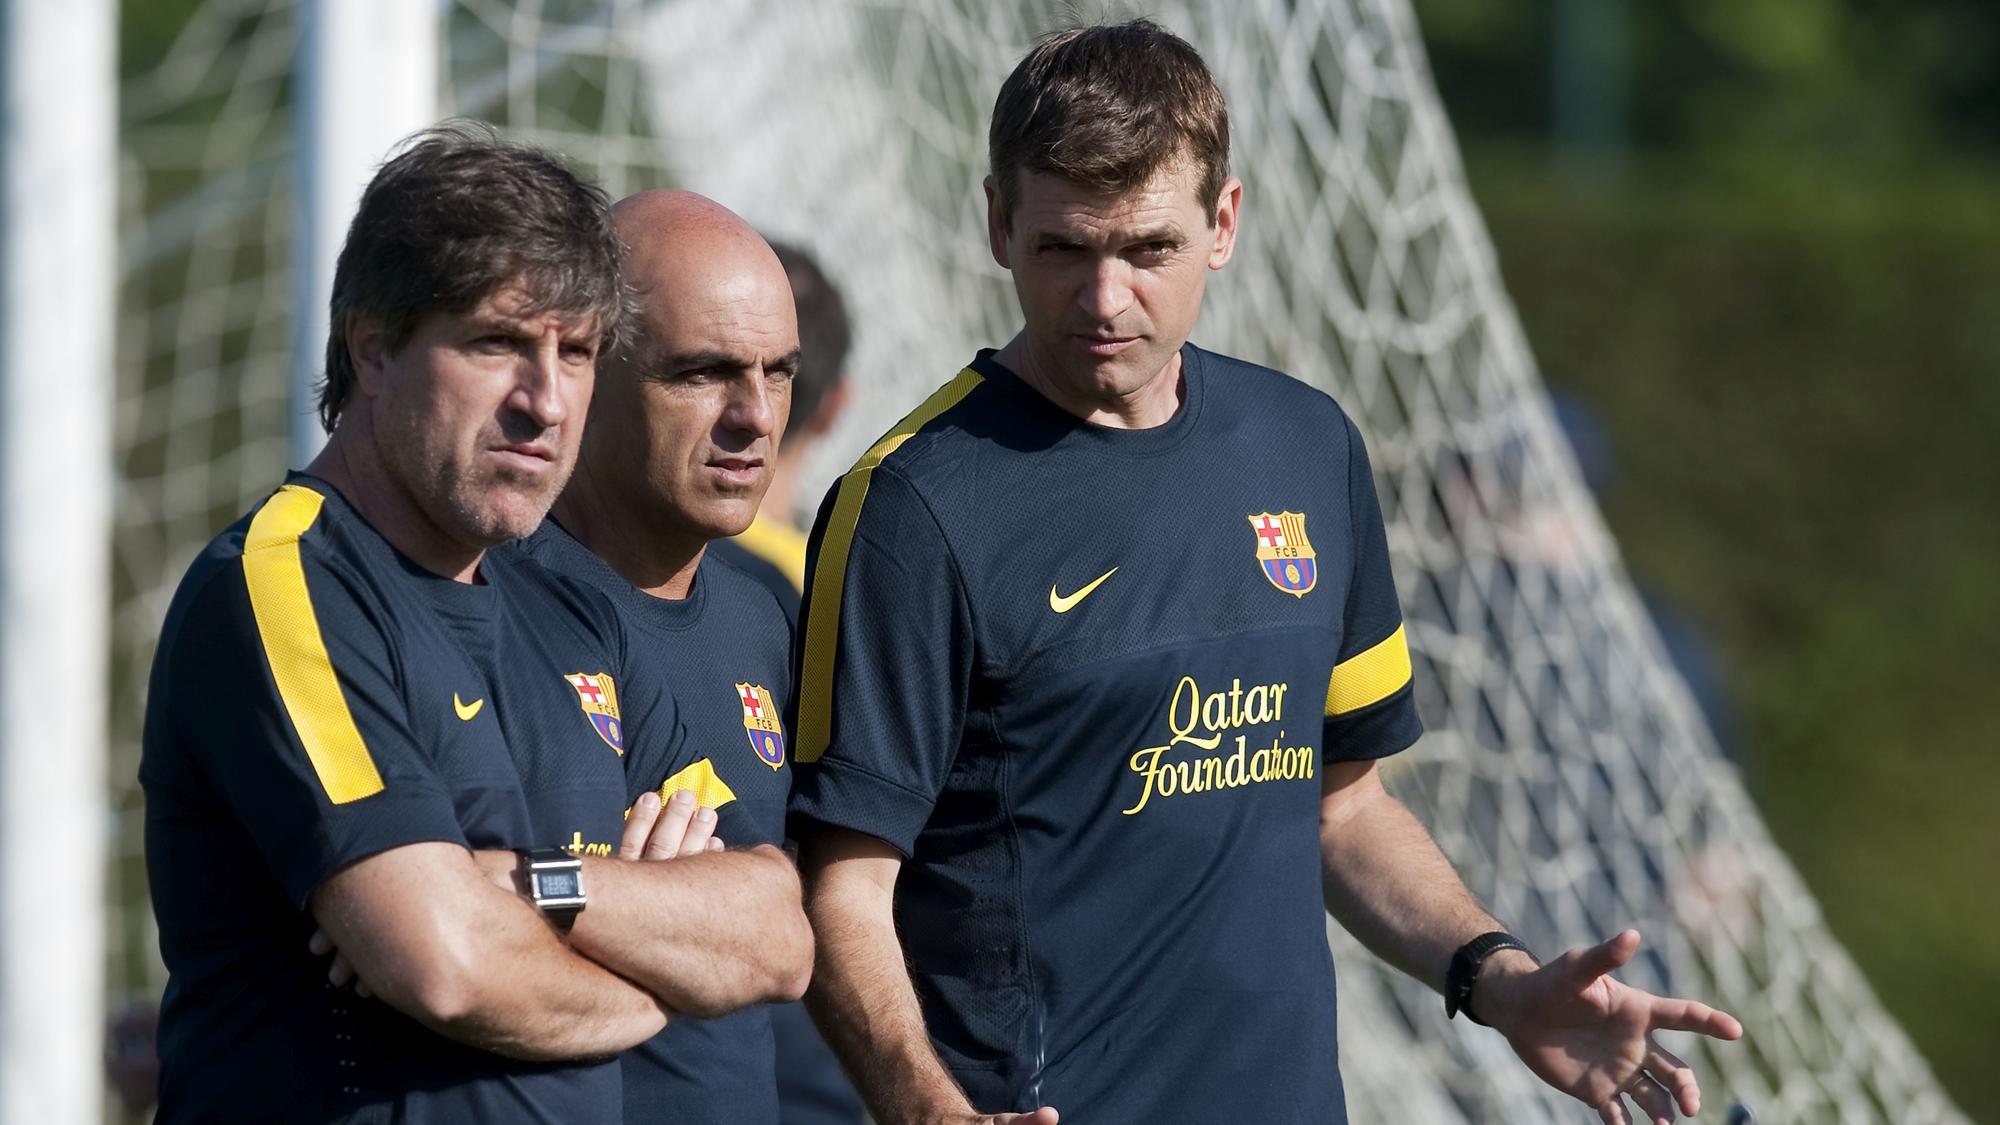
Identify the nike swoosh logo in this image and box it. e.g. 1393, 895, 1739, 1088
1049, 567, 1119, 613
454, 694, 485, 721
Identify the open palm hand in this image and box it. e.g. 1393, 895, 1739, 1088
1490, 930, 1743, 1124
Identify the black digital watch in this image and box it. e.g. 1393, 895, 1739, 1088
519, 846, 587, 931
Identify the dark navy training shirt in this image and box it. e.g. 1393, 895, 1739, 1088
788, 345, 1422, 1124
142, 475, 684, 1124
710, 518, 805, 629
515, 518, 795, 1125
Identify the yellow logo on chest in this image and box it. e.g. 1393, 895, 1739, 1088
1122, 675, 1316, 816
1049, 567, 1118, 613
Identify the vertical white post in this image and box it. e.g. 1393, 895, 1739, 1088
0, 0, 115, 1121
292, 0, 440, 464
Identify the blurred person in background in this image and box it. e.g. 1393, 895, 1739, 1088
512, 189, 831, 1125
141, 126, 809, 1124
787, 21, 1743, 1125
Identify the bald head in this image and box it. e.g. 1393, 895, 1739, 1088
563, 190, 801, 572
610, 191, 792, 360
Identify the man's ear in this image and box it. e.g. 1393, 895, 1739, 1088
984, 175, 1012, 270
346, 313, 391, 396
1207, 176, 1243, 271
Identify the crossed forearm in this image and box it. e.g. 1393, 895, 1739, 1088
566, 845, 813, 1015
310, 842, 668, 1061
452, 787, 811, 1018
314, 835, 809, 1062
407, 906, 672, 1061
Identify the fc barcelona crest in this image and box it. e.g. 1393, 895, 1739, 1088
736, 683, 786, 771
1248, 512, 1318, 597
564, 672, 624, 755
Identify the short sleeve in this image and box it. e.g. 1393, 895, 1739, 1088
788, 467, 973, 856
159, 551, 467, 908
1322, 414, 1424, 763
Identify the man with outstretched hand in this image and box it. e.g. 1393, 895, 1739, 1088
787, 22, 1741, 1125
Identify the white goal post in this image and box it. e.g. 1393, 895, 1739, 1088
0, 1, 114, 1122
291, 0, 439, 464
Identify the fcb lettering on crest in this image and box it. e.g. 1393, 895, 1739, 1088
736, 682, 785, 771
1248, 511, 1317, 597
564, 672, 624, 755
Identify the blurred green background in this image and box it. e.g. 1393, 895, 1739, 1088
1410, 0, 2000, 1112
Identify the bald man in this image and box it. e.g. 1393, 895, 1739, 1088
512, 190, 809, 1124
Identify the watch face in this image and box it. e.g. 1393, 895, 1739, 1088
535, 870, 582, 899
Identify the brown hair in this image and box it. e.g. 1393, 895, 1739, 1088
317, 121, 624, 432
988, 19, 1230, 228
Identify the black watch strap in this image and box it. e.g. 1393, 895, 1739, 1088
1444, 931, 1536, 1025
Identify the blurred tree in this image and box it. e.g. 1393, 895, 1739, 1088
120, 0, 207, 76
1415, 0, 2000, 164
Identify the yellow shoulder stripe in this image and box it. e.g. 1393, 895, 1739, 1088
731, 515, 810, 593
243, 484, 386, 805
653, 758, 737, 810
1325, 623, 1412, 717
796, 368, 984, 763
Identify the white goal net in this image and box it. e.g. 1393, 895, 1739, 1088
114, 2, 1966, 1122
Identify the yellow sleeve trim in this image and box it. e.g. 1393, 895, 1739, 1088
242, 484, 386, 805
653, 758, 737, 810
730, 515, 810, 592
796, 368, 984, 764
1325, 623, 1412, 717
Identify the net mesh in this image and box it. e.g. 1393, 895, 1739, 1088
114, 2, 1967, 1121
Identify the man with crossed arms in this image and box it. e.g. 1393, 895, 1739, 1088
143, 127, 808, 1124
515, 189, 818, 1124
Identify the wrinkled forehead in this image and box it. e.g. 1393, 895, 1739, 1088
1011, 161, 1209, 238
460, 280, 608, 342
630, 247, 797, 356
